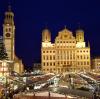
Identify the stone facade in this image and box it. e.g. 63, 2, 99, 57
41, 27, 91, 73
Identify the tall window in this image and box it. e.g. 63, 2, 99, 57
46, 56, 48, 60
53, 56, 55, 60
50, 55, 52, 60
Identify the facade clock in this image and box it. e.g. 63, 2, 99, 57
6, 33, 10, 37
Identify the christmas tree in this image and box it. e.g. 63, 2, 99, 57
0, 36, 8, 60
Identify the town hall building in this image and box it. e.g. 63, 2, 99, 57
41, 27, 91, 73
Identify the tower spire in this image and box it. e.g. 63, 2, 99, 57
64, 25, 66, 29
8, 0, 12, 11
78, 22, 81, 29
4, 4, 14, 25
88, 41, 90, 48
3, 4, 15, 60
8, 5, 11, 12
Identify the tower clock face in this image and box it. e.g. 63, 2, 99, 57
6, 33, 11, 37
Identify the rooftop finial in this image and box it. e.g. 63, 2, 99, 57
64, 25, 66, 29
8, 0, 12, 12
88, 41, 90, 48
78, 22, 81, 29
8, 5, 11, 12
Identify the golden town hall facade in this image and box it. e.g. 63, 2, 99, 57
41, 27, 91, 73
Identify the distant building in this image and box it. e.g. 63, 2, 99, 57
0, 6, 24, 74
41, 27, 91, 73
33, 63, 41, 71
14, 55, 24, 74
92, 57, 100, 70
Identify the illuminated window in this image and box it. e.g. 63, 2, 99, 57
47, 69, 49, 71
43, 56, 45, 60
43, 62, 45, 66
43, 51, 45, 53
84, 56, 85, 59
50, 69, 52, 72
67, 61, 69, 65
53, 56, 55, 60
67, 56, 69, 59
50, 56, 52, 60
61, 68, 63, 72
81, 55, 82, 59
81, 62, 83, 65
87, 62, 89, 65
57, 56, 59, 59
46, 56, 48, 60
87, 56, 89, 59
53, 51, 55, 53
78, 62, 79, 65
61, 56, 62, 59
6, 28, 8, 32
9, 28, 11, 32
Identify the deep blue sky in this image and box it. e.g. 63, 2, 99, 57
0, 0, 100, 68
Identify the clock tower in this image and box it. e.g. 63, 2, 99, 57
3, 6, 15, 60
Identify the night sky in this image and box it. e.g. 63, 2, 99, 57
0, 0, 100, 68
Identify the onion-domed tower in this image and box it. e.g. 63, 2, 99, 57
76, 29, 86, 48
42, 28, 51, 42
76, 29, 84, 42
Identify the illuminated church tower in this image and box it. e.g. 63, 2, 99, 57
3, 6, 15, 60
2, 6, 24, 74
41, 27, 91, 73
